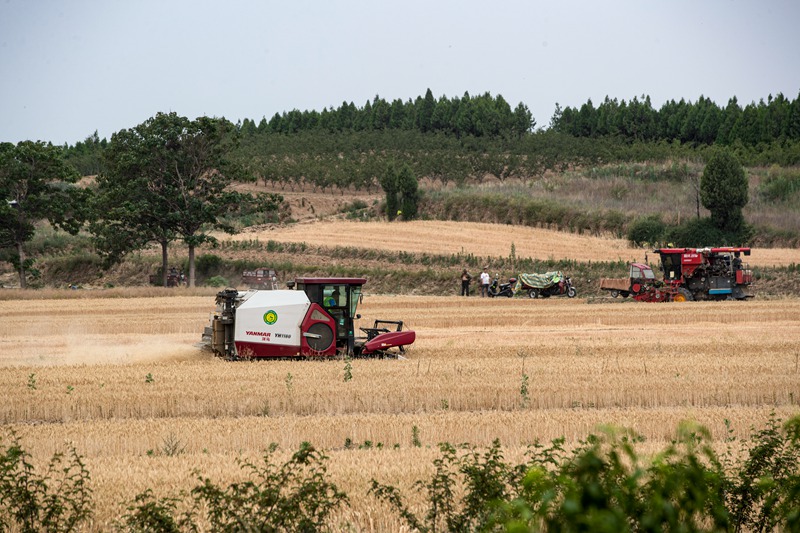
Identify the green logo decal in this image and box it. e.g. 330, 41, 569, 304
263, 310, 278, 325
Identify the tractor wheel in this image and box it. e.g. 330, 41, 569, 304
528, 289, 539, 299
610, 290, 619, 298
673, 288, 694, 302
567, 287, 577, 298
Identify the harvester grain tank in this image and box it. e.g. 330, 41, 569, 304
201, 277, 415, 358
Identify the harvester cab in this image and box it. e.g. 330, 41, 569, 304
294, 277, 364, 355
201, 277, 415, 359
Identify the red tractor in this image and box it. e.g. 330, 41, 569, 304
599, 263, 675, 302
654, 247, 753, 301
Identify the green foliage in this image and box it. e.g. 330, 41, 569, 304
62, 131, 107, 176
0, 141, 86, 288
379, 161, 399, 220
4, 418, 800, 532
122, 442, 347, 532
194, 253, 222, 276
627, 214, 666, 246
0, 432, 93, 532
759, 167, 800, 203
551, 92, 800, 154
343, 355, 353, 382
520, 373, 530, 408
377, 160, 421, 221
412, 425, 422, 448
119, 489, 187, 533
197, 442, 347, 531
726, 415, 800, 531
665, 217, 753, 247
701, 149, 749, 234
95, 112, 280, 286
371, 440, 522, 532
373, 417, 800, 533
204, 275, 229, 288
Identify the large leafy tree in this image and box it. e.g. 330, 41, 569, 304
0, 141, 85, 288
701, 149, 749, 234
96, 112, 278, 287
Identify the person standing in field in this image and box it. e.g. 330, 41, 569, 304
460, 269, 472, 296
480, 267, 491, 297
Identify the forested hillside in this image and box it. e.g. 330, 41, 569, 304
4, 89, 799, 289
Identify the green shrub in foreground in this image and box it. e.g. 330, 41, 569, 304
0, 432, 93, 533
3, 417, 799, 532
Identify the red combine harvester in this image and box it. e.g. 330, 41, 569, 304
600, 247, 753, 302
655, 247, 753, 301
201, 277, 415, 359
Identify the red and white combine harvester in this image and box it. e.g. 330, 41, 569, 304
600, 247, 754, 302
201, 277, 415, 359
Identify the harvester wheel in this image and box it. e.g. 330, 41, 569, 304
528, 289, 540, 299
673, 288, 694, 302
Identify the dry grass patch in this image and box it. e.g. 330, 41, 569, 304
226, 219, 800, 266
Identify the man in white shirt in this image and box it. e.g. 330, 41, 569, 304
480, 267, 491, 297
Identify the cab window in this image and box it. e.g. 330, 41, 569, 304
322, 285, 345, 308
349, 286, 361, 317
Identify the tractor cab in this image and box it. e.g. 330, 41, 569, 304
630, 263, 656, 282
291, 277, 366, 355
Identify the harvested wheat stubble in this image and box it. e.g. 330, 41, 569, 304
227, 219, 800, 266
1, 293, 799, 531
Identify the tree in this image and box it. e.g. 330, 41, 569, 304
396, 163, 419, 221
379, 161, 400, 221
0, 141, 85, 288
700, 149, 749, 235
96, 112, 275, 287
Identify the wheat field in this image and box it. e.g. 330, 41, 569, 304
1, 289, 799, 530
229, 219, 800, 267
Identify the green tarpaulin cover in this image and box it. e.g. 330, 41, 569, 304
516, 271, 563, 290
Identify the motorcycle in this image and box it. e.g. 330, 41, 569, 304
527, 275, 577, 299
488, 275, 517, 298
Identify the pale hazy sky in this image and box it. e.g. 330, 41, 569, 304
1, 0, 798, 145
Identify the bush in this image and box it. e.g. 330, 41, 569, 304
0, 432, 93, 532
666, 217, 753, 247
627, 214, 666, 246
372, 416, 800, 532
121, 442, 348, 532
759, 168, 800, 203
204, 275, 229, 287
194, 254, 222, 276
